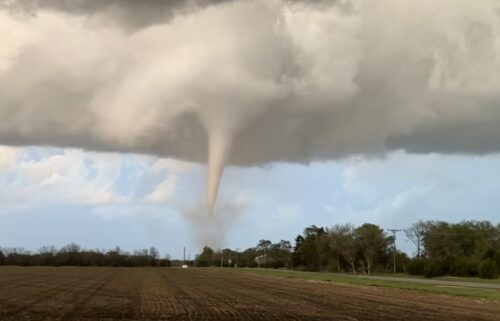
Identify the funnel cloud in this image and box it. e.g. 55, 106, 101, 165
1, 0, 500, 212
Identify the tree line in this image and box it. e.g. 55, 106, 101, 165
0, 243, 172, 267
196, 239, 293, 269
407, 220, 500, 278
2, 220, 498, 278
195, 220, 500, 279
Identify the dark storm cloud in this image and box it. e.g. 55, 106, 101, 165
0, 0, 232, 29
0, 0, 499, 165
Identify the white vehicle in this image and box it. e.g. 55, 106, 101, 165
182, 264, 188, 268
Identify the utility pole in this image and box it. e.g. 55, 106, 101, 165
220, 252, 223, 268
183, 247, 186, 263
388, 229, 403, 273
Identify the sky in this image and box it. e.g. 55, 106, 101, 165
1, 0, 500, 258
1, 145, 498, 258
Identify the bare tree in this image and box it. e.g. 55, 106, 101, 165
405, 220, 431, 258
149, 247, 159, 259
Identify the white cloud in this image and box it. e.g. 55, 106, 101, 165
0, 147, 125, 205
144, 158, 198, 204
233, 190, 256, 207
0, 145, 197, 207
144, 175, 178, 204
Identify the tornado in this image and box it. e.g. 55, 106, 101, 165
206, 129, 232, 215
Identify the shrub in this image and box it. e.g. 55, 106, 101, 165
478, 259, 499, 279
294, 265, 308, 272
423, 260, 445, 278
494, 251, 500, 268
327, 263, 340, 273
407, 259, 425, 275
450, 258, 479, 277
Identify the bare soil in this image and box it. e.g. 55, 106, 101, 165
0, 267, 498, 321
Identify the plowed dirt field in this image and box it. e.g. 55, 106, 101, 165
0, 267, 498, 321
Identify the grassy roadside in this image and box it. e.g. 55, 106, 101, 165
371, 273, 500, 285
228, 268, 500, 301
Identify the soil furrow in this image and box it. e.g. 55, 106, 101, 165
0, 267, 499, 321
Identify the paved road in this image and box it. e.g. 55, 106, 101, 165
333, 273, 500, 290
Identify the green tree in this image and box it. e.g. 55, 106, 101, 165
292, 235, 305, 267
196, 246, 215, 267
422, 221, 498, 277
268, 240, 292, 268
257, 240, 272, 250
356, 224, 389, 275
478, 259, 498, 279
329, 224, 358, 273
299, 225, 327, 270
149, 247, 159, 266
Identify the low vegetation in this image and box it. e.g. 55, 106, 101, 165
0, 244, 171, 267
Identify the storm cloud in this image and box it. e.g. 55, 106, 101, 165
0, 0, 234, 29
1, 0, 500, 210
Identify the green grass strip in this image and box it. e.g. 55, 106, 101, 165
227, 268, 500, 301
